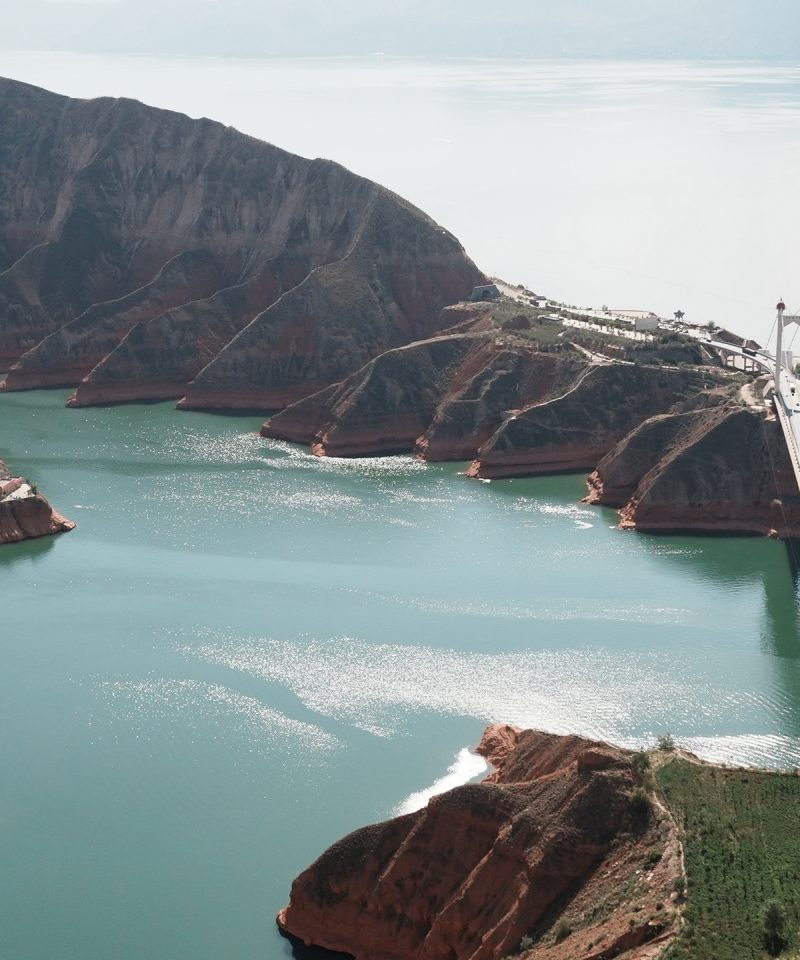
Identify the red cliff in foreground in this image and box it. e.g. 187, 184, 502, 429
0, 460, 74, 545
278, 726, 680, 960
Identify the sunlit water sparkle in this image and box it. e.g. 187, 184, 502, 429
2, 390, 800, 960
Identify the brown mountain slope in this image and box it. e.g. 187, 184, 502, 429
0, 77, 483, 405
179, 189, 484, 410
261, 329, 586, 458
4, 249, 223, 391
467, 364, 718, 479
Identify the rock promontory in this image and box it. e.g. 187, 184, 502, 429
466, 364, 716, 479
586, 396, 800, 537
278, 725, 679, 960
0, 460, 74, 545
261, 290, 800, 539
262, 327, 586, 459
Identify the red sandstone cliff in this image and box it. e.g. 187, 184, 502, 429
262, 334, 481, 456
467, 364, 718, 479
0, 77, 484, 406
6, 250, 223, 393
586, 400, 800, 537
178, 190, 484, 410
262, 327, 586, 459
278, 726, 680, 960
0, 460, 74, 545
416, 346, 584, 462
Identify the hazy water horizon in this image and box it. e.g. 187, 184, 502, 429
2, 53, 800, 343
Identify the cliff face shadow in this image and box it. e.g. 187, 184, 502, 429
761, 542, 800, 741
644, 532, 800, 646
278, 928, 353, 960
647, 533, 800, 740
642, 532, 797, 623
763, 540, 800, 655
0, 534, 57, 569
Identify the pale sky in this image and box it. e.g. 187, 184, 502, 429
3, 1, 800, 59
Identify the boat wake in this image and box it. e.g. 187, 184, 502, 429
393, 747, 489, 815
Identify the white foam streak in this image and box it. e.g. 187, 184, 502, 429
393, 748, 490, 816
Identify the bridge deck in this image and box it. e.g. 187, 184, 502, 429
773, 389, 800, 495
706, 339, 800, 496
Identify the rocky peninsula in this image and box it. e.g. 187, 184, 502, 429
279, 725, 680, 960
279, 726, 800, 960
0, 459, 74, 545
263, 297, 800, 539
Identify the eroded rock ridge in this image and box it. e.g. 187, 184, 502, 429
278, 725, 679, 960
0, 77, 483, 407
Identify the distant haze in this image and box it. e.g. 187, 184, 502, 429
4, 0, 800, 59
4, 53, 799, 344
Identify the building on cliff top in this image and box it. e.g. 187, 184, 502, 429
610, 309, 661, 332
470, 283, 501, 302
0, 477, 25, 500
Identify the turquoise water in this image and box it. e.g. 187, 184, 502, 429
2, 387, 800, 959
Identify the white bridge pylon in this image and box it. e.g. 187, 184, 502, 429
775, 300, 800, 396
771, 300, 800, 495
705, 303, 800, 497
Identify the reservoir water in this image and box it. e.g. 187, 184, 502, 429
2, 388, 800, 959
3, 53, 800, 959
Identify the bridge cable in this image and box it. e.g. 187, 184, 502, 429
766, 315, 778, 354
770, 304, 799, 357
789, 318, 800, 355
761, 404, 800, 568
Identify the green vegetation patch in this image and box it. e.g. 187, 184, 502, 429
658, 757, 800, 960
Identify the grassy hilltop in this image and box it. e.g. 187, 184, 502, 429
658, 756, 800, 960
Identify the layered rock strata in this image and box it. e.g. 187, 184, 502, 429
278, 725, 679, 960
0, 76, 483, 406
0, 460, 74, 544
3, 250, 223, 392
262, 329, 586, 459
587, 399, 800, 537
263, 324, 726, 482
467, 364, 717, 479
261, 305, 798, 540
